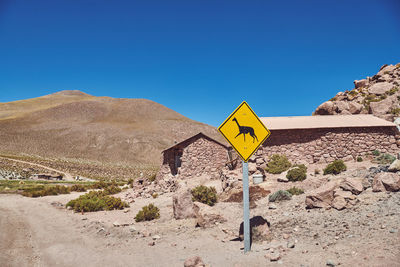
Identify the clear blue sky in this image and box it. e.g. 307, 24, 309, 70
0, 0, 399, 127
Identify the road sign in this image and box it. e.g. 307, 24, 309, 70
218, 101, 270, 162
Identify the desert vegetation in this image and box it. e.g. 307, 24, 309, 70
135, 203, 160, 222
265, 154, 291, 174
286, 164, 307, 182
323, 160, 347, 175
191, 185, 217, 206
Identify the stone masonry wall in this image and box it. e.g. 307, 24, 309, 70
252, 127, 400, 168
178, 137, 227, 179
157, 136, 228, 180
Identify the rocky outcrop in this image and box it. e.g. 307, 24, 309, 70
239, 216, 271, 242
305, 181, 337, 209
314, 63, 400, 122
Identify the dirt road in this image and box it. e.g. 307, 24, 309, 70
0, 156, 74, 181
0, 189, 399, 267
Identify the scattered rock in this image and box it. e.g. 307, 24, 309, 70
372, 172, 400, 192
184, 256, 205, 267
269, 204, 277, 210
113, 221, 120, 227
326, 259, 336, 266
148, 241, 155, 246
194, 202, 226, 228
331, 196, 347, 210
152, 235, 161, 240
388, 159, 400, 172
239, 216, 271, 242
305, 181, 337, 209
129, 226, 137, 233
277, 176, 289, 183
265, 252, 281, 262
173, 189, 196, 220
389, 229, 398, 233
287, 240, 295, 249
340, 177, 364, 195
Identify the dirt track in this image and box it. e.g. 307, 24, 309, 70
0, 156, 74, 181
1, 187, 399, 267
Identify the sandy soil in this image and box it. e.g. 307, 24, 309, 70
1, 167, 399, 267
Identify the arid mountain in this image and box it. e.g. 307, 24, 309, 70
0, 90, 225, 166
314, 63, 400, 122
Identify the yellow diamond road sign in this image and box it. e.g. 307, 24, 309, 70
218, 101, 271, 162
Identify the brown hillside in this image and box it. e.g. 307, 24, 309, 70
0, 90, 225, 166
314, 63, 400, 122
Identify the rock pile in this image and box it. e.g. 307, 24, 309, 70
306, 166, 400, 210
314, 63, 400, 122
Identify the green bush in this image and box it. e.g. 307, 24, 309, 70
323, 160, 347, 175
102, 185, 122, 195
191, 185, 217, 206
372, 150, 380, 156
286, 187, 304, 195
135, 203, 160, 222
70, 184, 87, 192
66, 191, 128, 212
22, 185, 70, 198
357, 156, 363, 162
286, 164, 307, 182
265, 154, 291, 174
375, 153, 396, 165
268, 190, 292, 202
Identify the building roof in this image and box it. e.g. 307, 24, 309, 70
260, 115, 396, 130
162, 132, 229, 153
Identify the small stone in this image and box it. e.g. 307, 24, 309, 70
287, 240, 295, 248
113, 221, 120, 227
269, 204, 277, 210
389, 229, 398, 233
282, 233, 290, 239
82, 217, 88, 220
148, 241, 155, 246
124, 209, 130, 213
326, 259, 336, 266
129, 226, 136, 233
366, 213, 374, 218
153, 234, 161, 240
381, 225, 386, 229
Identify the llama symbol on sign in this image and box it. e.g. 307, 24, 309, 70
232, 117, 258, 143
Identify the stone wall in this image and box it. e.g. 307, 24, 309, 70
157, 135, 228, 180
252, 127, 400, 167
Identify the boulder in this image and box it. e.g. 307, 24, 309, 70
348, 102, 363, 114
239, 216, 271, 242
172, 189, 196, 220
372, 172, 400, 192
332, 196, 347, 210
369, 97, 393, 116
339, 178, 364, 195
388, 159, 400, 172
184, 256, 205, 267
368, 82, 394, 95
314, 101, 336, 115
193, 202, 226, 228
305, 181, 337, 209
354, 79, 367, 89
335, 101, 349, 113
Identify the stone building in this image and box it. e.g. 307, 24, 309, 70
157, 133, 230, 180
256, 115, 399, 165
157, 115, 400, 179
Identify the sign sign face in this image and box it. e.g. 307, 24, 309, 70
218, 101, 271, 162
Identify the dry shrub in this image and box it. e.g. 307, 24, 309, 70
135, 203, 160, 222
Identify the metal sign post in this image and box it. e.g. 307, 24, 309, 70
218, 101, 271, 253
242, 160, 250, 252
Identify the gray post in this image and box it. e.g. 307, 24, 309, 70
242, 160, 250, 252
